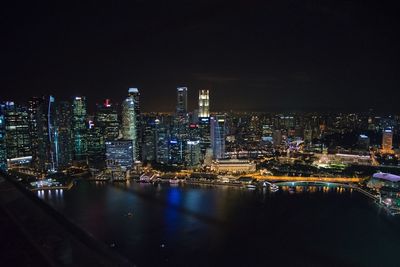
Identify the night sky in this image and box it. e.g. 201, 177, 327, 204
1, 0, 399, 112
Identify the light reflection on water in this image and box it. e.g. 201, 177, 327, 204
37, 180, 400, 267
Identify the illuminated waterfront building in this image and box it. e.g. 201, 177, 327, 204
72, 96, 88, 161
105, 140, 134, 170
95, 99, 119, 140
381, 129, 394, 154
198, 90, 210, 118
176, 87, 188, 115
211, 114, 226, 159
4, 102, 32, 159
211, 159, 256, 174
186, 140, 201, 168
122, 93, 137, 160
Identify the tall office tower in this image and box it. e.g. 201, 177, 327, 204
43, 96, 59, 171
169, 114, 188, 165
122, 94, 137, 161
141, 115, 157, 162
198, 90, 210, 118
0, 104, 7, 171
4, 102, 32, 159
382, 129, 393, 153
186, 123, 201, 167
198, 117, 211, 159
155, 118, 170, 164
28, 97, 43, 168
186, 140, 201, 168
56, 101, 73, 169
95, 99, 119, 140
72, 96, 88, 161
128, 88, 142, 160
30, 96, 59, 172
176, 87, 188, 115
210, 114, 226, 159
87, 124, 105, 169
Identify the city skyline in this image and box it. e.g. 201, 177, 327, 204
2, 2, 400, 266
1, 1, 399, 112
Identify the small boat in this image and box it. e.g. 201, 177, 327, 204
245, 184, 257, 189
169, 179, 179, 185
269, 184, 279, 192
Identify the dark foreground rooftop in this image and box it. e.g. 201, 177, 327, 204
0, 173, 132, 266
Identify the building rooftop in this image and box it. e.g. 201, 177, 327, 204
373, 173, 400, 182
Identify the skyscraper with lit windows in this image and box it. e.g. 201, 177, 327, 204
0, 104, 6, 171
382, 129, 393, 154
95, 99, 119, 140
72, 96, 88, 161
122, 93, 137, 160
4, 102, 32, 159
56, 101, 73, 169
198, 90, 210, 118
210, 114, 226, 159
128, 88, 141, 160
176, 87, 188, 115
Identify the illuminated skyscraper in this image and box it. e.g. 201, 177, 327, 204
0, 104, 6, 170
198, 90, 210, 118
176, 87, 188, 115
28, 97, 42, 168
27, 96, 60, 171
155, 117, 170, 164
44, 96, 59, 171
210, 114, 226, 159
95, 99, 119, 140
72, 96, 88, 161
55, 101, 73, 169
122, 94, 137, 160
382, 129, 393, 153
128, 88, 140, 116
87, 124, 105, 168
105, 140, 134, 170
185, 123, 201, 167
4, 102, 31, 159
128, 88, 141, 160
141, 115, 157, 162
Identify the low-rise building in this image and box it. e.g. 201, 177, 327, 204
211, 159, 256, 174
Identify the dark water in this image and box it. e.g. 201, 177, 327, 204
38, 181, 400, 267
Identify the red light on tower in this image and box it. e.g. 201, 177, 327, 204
104, 99, 111, 107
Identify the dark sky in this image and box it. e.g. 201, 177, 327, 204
1, 0, 399, 112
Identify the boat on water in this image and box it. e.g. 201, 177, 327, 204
269, 184, 279, 192
245, 184, 257, 189
169, 179, 179, 185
